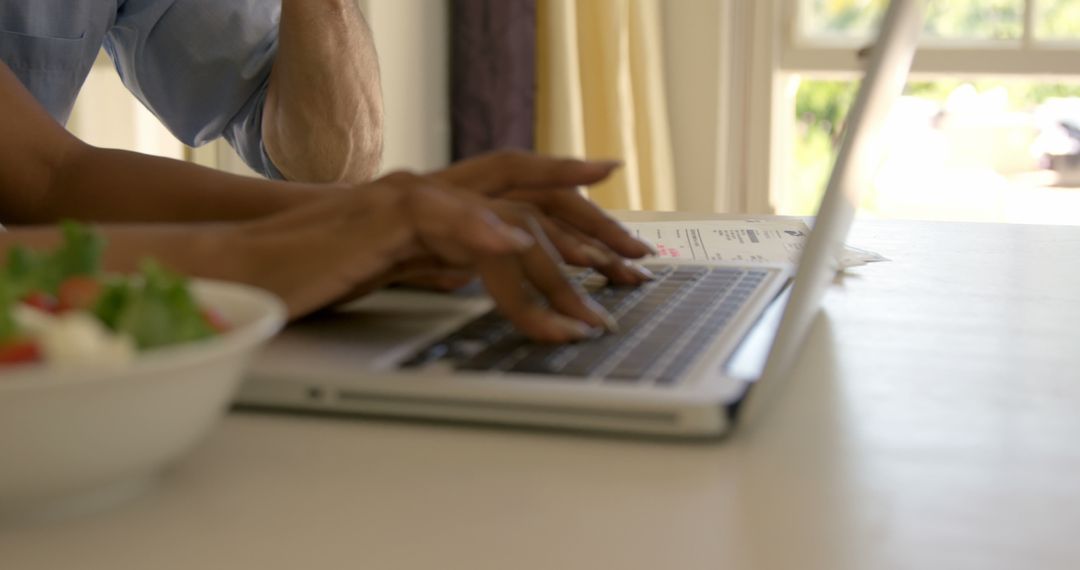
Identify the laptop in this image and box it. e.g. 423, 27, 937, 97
238, 0, 923, 438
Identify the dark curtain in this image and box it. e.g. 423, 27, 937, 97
451, 0, 536, 161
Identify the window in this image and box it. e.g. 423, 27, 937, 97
773, 0, 1080, 224
68, 53, 184, 162
801, 0, 1026, 41
1038, 0, 1080, 39
67, 51, 263, 175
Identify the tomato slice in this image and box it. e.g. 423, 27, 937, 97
57, 276, 103, 312
22, 291, 59, 313
0, 339, 41, 366
200, 307, 230, 334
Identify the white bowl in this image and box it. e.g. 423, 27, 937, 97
0, 279, 286, 522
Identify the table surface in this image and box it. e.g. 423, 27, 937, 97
4, 216, 1080, 570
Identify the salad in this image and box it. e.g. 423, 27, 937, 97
0, 223, 228, 369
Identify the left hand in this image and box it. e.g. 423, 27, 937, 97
428, 151, 658, 287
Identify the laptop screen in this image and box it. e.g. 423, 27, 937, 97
741, 0, 924, 418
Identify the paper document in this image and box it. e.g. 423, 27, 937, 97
623, 219, 887, 269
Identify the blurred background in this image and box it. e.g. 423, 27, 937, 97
67, 0, 1080, 225
791, 0, 1080, 225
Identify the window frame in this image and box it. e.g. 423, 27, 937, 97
742, 0, 1080, 215
784, 0, 1080, 76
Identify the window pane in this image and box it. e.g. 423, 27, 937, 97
801, 0, 888, 39
1037, 0, 1080, 39
801, 0, 1023, 40
68, 54, 184, 161
785, 78, 1080, 225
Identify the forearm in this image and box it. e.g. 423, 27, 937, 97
263, 0, 384, 183
0, 223, 232, 280
16, 142, 344, 224
0, 187, 419, 319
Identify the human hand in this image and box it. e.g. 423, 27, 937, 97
429, 151, 658, 286
233, 170, 618, 343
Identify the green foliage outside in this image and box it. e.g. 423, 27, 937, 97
804, 0, 1067, 39
789, 0, 1080, 215
1037, 0, 1080, 38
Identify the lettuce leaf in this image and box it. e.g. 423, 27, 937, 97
5, 221, 104, 298
0, 277, 15, 341
95, 261, 214, 350
3, 222, 214, 350
53, 221, 105, 280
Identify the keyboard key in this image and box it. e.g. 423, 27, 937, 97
561, 341, 620, 375
458, 336, 525, 371
507, 346, 566, 374
656, 363, 693, 386
405, 262, 769, 387
617, 311, 653, 331
605, 367, 649, 382
400, 342, 450, 368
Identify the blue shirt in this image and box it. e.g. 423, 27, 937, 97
0, 0, 282, 178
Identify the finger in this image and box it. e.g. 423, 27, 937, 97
402, 176, 618, 341
382, 257, 477, 292
494, 209, 617, 330
430, 151, 620, 196
476, 210, 617, 342
393, 271, 477, 292
531, 213, 595, 268
511, 188, 656, 259
478, 258, 605, 344
509, 216, 619, 333
403, 182, 534, 264
546, 218, 654, 286
533, 215, 644, 285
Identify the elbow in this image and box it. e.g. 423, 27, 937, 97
262, 105, 384, 184
346, 124, 384, 183
334, 97, 385, 183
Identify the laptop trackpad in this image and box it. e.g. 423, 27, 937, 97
250, 289, 492, 377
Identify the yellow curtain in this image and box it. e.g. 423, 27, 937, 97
536, 0, 676, 211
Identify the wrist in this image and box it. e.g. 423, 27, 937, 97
262, 181, 349, 214
362, 184, 425, 266
224, 185, 418, 310
189, 224, 258, 284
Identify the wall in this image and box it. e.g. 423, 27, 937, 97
660, 0, 723, 214
358, 0, 450, 175
205, 0, 452, 177
211, 0, 451, 177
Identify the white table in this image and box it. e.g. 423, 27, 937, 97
4, 218, 1080, 570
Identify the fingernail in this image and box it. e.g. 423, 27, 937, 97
624, 260, 657, 281
586, 299, 620, 333
579, 244, 615, 267
638, 238, 659, 256
551, 314, 603, 340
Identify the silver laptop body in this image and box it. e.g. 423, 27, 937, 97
239, 0, 923, 438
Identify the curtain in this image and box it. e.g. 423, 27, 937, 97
536, 0, 676, 211
451, 0, 537, 161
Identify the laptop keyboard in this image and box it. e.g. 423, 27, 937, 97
400, 264, 772, 386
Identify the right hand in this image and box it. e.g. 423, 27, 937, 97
232, 169, 620, 343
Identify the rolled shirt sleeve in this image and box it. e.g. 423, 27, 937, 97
103, 0, 284, 178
